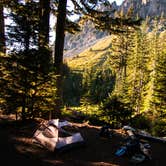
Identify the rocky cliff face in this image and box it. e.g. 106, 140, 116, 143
64, 20, 108, 57
120, 0, 166, 18
64, 0, 166, 57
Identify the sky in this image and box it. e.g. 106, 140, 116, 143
109, 0, 124, 5
4, 0, 125, 46
66, 0, 124, 22
49, 0, 125, 44
67, 0, 124, 6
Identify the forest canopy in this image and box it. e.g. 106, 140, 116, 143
0, 0, 165, 137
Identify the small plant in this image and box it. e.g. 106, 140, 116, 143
100, 95, 133, 127
151, 119, 166, 137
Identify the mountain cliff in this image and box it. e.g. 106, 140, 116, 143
120, 0, 166, 18
64, 0, 166, 57
64, 20, 108, 57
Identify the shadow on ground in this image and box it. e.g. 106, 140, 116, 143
0, 115, 166, 166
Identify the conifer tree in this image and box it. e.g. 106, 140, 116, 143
38, 0, 50, 49
127, 21, 150, 114
0, 1, 6, 54
147, 23, 166, 118
1, 0, 142, 120
1, 0, 54, 120
47, 0, 141, 119
152, 31, 166, 118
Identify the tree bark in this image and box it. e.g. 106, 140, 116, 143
52, 0, 67, 119
0, 3, 6, 54
38, 0, 50, 49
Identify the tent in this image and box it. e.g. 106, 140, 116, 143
33, 119, 85, 152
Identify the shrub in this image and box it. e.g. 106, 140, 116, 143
130, 114, 151, 130
151, 119, 166, 137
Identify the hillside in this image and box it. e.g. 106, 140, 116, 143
64, 26, 166, 137
120, 0, 166, 19
64, 21, 108, 58
64, 0, 166, 57
66, 30, 166, 70
65, 36, 113, 70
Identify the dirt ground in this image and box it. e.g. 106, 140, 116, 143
0, 114, 166, 166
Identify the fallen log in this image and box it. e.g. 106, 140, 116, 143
137, 132, 166, 144
122, 126, 166, 144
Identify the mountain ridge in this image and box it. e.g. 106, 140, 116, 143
64, 0, 166, 57
120, 0, 166, 18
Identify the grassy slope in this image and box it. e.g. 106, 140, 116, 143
64, 35, 114, 119
65, 35, 113, 70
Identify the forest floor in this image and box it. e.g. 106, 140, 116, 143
0, 113, 166, 166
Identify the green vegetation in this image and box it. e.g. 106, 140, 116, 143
0, 0, 165, 137
65, 24, 166, 136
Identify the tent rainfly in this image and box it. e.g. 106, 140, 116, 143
33, 119, 85, 151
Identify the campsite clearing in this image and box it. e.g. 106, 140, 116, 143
0, 115, 166, 166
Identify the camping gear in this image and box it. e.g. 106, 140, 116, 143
115, 146, 127, 156
130, 153, 146, 164
115, 137, 140, 157
115, 125, 153, 162
123, 125, 136, 140
125, 138, 140, 155
140, 142, 152, 159
122, 126, 136, 132
33, 119, 85, 152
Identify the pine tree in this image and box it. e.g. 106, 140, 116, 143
127, 21, 150, 114
153, 31, 166, 118
6, 1, 39, 51
148, 24, 166, 118
38, 0, 50, 49
1, 1, 55, 120
0, 1, 6, 54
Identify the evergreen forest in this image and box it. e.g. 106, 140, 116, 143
0, 0, 166, 137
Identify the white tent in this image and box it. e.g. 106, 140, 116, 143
33, 119, 84, 152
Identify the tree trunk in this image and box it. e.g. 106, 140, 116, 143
52, 0, 67, 119
38, 0, 50, 49
0, 3, 6, 54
